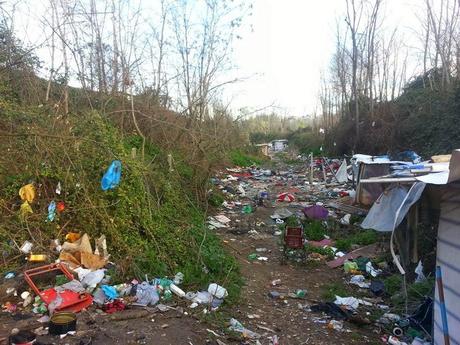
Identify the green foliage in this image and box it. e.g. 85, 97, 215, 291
208, 190, 225, 207
352, 230, 378, 245
0, 109, 241, 299
407, 277, 435, 300
384, 275, 403, 295
321, 282, 349, 301
229, 149, 262, 167
385, 275, 435, 313
287, 126, 324, 155
249, 131, 278, 144
285, 215, 300, 227
335, 238, 352, 252
334, 230, 378, 252
304, 220, 327, 241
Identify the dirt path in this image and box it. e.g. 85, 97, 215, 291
213, 178, 381, 345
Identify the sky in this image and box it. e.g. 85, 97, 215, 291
7, 0, 423, 117
225, 0, 422, 117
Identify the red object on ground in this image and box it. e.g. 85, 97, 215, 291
338, 191, 349, 197
230, 172, 252, 178
56, 201, 65, 212
277, 192, 295, 202
284, 227, 304, 249
103, 299, 126, 314
24, 263, 93, 313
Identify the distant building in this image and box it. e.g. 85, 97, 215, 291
271, 139, 288, 152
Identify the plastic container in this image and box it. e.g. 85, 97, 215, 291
28, 254, 48, 262
49, 312, 77, 335
170, 283, 185, 297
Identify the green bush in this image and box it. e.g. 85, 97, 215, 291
304, 220, 327, 240
335, 238, 352, 252
0, 109, 242, 299
384, 275, 403, 295
321, 282, 349, 301
229, 149, 262, 167
305, 244, 335, 260
352, 230, 378, 245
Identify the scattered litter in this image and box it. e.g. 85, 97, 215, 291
334, 296, 372, 310
4, 272, 15, 279
415, 260, 426, 282
327, 319, 344, 331
229, 318, 260, 339
101, 160, 122, 190
303, 205, 328, 220
134, 282, 159, 306
365, 261, 382, 277
20, 241, 33, 254
340, 213, 351, 225
350, 275, 370, 288
208, 283, 228, 299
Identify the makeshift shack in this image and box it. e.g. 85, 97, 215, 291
255, 143, 270, 157
358, 150, 460, 344
271, 139, 288, 152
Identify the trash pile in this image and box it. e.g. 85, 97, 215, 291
207, 151, 435, 344
1, 160, 233, 343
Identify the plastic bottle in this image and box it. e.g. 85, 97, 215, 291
170, 283, 185, 297
295, 289, 306, 298
163, 290, 172, 301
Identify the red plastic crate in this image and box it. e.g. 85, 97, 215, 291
24, 263, 93, 313
284, 227, 304, 249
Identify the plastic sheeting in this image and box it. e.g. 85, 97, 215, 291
361, 182, 426, 232
335, 159, 348, 183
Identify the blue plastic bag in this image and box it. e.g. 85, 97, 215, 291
47, 200, 56, 222
101, 285, 118, 300
101, 160, 122, 191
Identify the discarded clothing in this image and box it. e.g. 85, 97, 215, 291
334, 296, 372, 310
101, 160, 122, 191
370, 280, 385, 296
350, 275, 370, 288
103, 299, 126, 314
310, 302, 350, 319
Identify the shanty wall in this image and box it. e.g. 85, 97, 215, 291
434, 183, 460, 345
